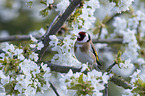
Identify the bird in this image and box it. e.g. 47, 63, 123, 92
74, 31, 101, 69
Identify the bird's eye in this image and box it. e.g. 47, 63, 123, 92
79, 32, 86, 38
81, 34, 85, 38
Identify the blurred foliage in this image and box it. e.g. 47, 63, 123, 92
0, 0, 57, 35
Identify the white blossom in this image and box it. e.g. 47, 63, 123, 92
136, 10, 145, 21
1, 75, 10, 85
15, 75, 32, 88
85, 0, 100, 9
80, 64, 89, 72
119, 59, 134, 69
136, 58, 145, 66
29, 52, 38, 61
102, 72, 109, 84
130, 69, 141, 83
19, 59, 32, 74
37, 41, 44, 50
55, 0, 70, 14
14, 49, 25, 61
0, 70, 6, 79
112, 17, 127, 34
2, 43, 15, 53
122, 89, 135, 96
38, 28, 46, 35
128, 17, 139, 30
30, 44, 36, 48
30, 35, 38, 42
49, 35, 59, 46
24, 86, 36, 96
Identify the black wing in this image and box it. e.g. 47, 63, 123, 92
91, 44, 101, 66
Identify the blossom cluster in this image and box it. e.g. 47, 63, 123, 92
112, 0, 134, 13
0, 36, 51, 96
111, 8, 145, 95
76, 0, 100, 30
60, 69, 109, 96
123, 69, 145, 96
49, 34, 81, 67
111, 11, 145, 62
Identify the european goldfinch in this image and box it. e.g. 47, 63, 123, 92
74, 32, 101, 69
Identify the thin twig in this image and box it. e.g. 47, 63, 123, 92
97, 13, 122, 40
49, 81, 60, 96
106, 62, 116, 72
97, 25, 103, 40
105, 13, 121, 24
104, 84, 108, 96
43, 12, 61, 38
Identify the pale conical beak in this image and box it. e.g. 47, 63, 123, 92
76, 34, 80, 39
73, 34, 80, 39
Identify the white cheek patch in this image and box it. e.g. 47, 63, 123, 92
77, 34, 89, 43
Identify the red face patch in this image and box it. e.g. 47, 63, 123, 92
77, 32, 86, 41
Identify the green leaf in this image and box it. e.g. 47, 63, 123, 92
40, 8, 49, 17
78, 74, 84, 83
40, 1, 47, 5
0, 60, 4, 63
68, 84, 82, 90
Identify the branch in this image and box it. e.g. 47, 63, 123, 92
0, 35, 125, 44
38, 12, 61, 60
104, 84, 108, 96
0, 49, 4, 53
0, 35, 41, 43
49, 81, 60, 96
110, 74, 132, 89
106, 62, 117, 72
42, 62, 132, 89
93, 38, 123, 44
41, 62, 83, 73
39, 0, 83, 59
105, 13, 121, 24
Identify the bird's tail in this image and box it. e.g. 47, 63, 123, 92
93, 62, 101, 71
97, 60, 101, 66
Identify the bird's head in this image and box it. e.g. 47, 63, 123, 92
77, 32, 91, 43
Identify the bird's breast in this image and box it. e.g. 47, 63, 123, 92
74, 44, 95, 64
